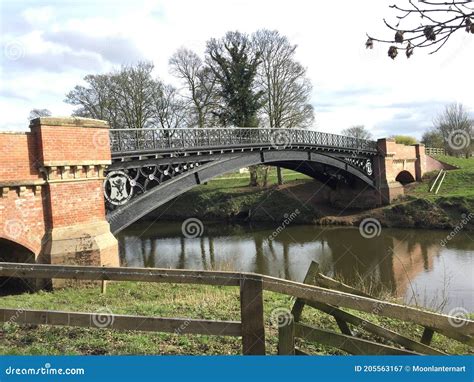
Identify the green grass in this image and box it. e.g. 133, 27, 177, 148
209, 167, 310, 189
0, 282, 470, 355
410, 155, 474, 199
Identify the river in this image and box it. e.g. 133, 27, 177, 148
117, 222, 474, 313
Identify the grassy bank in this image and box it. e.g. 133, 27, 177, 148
409, 155, 474, 199
149, 168, 318, 224
0, 281, 471, 355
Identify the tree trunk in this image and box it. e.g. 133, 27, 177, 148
249, 166, 258, 187
277, 166, 283, 185
261, 166, 269, 187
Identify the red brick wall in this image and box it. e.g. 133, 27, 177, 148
0, 132, 42, 182
47, 180, 105, 228
33, 124, 111, 165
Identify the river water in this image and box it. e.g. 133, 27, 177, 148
117, 222, 474, 313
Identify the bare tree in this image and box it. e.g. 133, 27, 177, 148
66, 62, 170, 129
28, 108, 51, 120
169, 48, 217, 128
341, 125, 372, 140
152, 84, 189, 130
108, 62, 157, 129
254, 30, 314, 129
65, 73, 122, 126
434, 102, 473, 157
253, 29, 314, 184
367, 0, 474, 59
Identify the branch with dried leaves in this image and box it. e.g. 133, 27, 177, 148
366, 0, 473, 59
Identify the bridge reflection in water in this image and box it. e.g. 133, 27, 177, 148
117, 223, 474, 313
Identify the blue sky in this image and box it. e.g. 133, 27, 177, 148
1, 0, 473, 138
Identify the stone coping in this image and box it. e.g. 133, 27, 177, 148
29, 117, 109, 129
41, 160, 111, 167
0, 179, 45, 187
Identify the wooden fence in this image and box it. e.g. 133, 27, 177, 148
425, 147, 446, 156
0, 262, 472, 355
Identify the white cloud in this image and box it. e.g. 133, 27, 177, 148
0, 0, 473, 138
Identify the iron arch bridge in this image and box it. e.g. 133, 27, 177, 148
105, 128, 379, 233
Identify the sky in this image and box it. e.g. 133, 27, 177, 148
0, 0, 473, 139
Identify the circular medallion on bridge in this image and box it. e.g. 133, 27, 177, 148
365, 159, 373, 176
103, 171, 134, 206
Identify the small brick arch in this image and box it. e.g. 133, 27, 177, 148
395, 170, 416, 185
0, 237, 36, 263
0, 237, 37, 293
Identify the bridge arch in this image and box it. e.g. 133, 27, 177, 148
107, 149, 375, 233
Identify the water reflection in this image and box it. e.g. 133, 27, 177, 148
118, 223, 474, 313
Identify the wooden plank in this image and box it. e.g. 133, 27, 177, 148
240, 276, 266, 355
293, 261, 352, 335
314, 273, 372, 298
294, 348, 308, 355
295, 323, 419, 355
421, 327, 434, 345
262, 275, 474, 336
334, 317, 353, 336
0, 308, 242, 336
309, 269, 471, 347
291, 261, 320, 322
278, 321, 295, 355
101, 280, 107, 294
433, 327, 473, 346
304, 300, 445, 355
0, 262, 241, 286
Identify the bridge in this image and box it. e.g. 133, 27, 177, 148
0, 117, 446, 275
106, 128, 379, 233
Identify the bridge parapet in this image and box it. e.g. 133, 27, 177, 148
110, 128, 378, 157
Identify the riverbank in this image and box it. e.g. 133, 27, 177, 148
145, 157, 474, 231
0, 281, 471, 355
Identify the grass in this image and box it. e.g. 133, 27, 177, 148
0, 281, 471, 355
409, 155, 474, 199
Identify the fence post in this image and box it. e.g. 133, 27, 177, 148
278, 320, 295, 355
240, 275, 266, 355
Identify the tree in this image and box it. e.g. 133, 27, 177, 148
28, 108, 51, 120
206, 31, 263, 128
367, 0, 474, 59
253, 30, 314, 185
152, 84, 189, 130
206, 31, 264, 186
421, 130, 444, 147
434, 102, 473, 157
253, 30, 314, 129
65, 62, 188, 130
169, 48, 217, 128
341, 125, 372, 140
392, 135, 418, 145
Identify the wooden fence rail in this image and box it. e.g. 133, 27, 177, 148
1, 262, 472, 355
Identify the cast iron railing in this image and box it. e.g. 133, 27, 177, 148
109, 128, 378, 154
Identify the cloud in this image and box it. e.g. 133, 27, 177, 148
42, 30, 145, 65
0, 0, 473, 137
